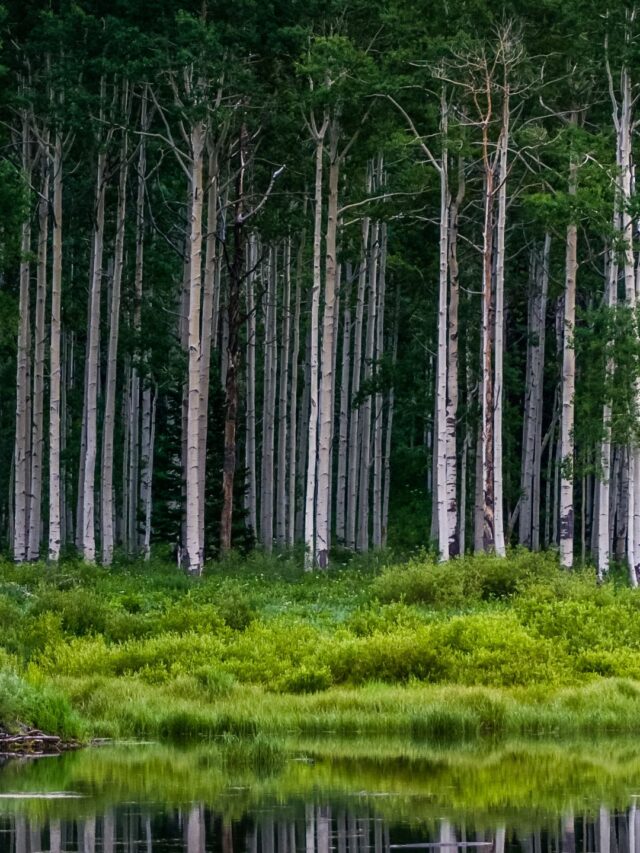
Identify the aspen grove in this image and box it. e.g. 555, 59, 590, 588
3, 0, 640, 578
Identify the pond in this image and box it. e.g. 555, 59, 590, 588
0, 739, 638, 852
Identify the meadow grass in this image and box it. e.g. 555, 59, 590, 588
2, 549, 640, 742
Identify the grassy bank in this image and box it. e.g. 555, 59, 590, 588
2, 549, 640, 740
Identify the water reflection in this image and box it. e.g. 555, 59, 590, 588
1, 801, 640, 853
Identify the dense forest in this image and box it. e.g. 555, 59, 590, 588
2, 0, 640, 578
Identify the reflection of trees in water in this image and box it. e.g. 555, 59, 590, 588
1, 802, 640, 853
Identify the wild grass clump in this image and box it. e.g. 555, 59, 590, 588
0, 668, 85, 738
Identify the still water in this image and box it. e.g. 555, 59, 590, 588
0, 740, 638, 852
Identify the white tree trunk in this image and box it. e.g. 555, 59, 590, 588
336, 265, 352, 544
559, 153, 578, 569
304, 127, 326, 568
287, 236, 303, 545
493, 94, 509, 558
276, 238, 292, 545
373, 221, 387, 548
48, 134, 63, 563
14, 114, 32, 564
101, 127, 128, 565
185, 121, 205, 574
28, 141, 49, 560
81, 144, 108, 563
315, 129, 340, 568
346, 214, 370, 549
140, 384, 156, 560
245, 235, 258, 536
598, 250, 618, 579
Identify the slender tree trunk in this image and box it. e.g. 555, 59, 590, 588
315, 126, 340, 568
276, 238, 292, 545
140, 384, 156, 560
346, 215, 370, 549
382, 314, 398, 548
28, 139, 50, 560
598, 246, 617, 580
357, 218, 380, 552
101, 124, 128, 565
493, 93, 509, 558
559, 146, 578, 570
287, 235, 303, 546
81, 139, 108, 563
14, 113, 32, 564
245, 235, 258, 537
336, 265, 352, 544
198, 147, 219, 560
185, 121, 205, 573
304, 123, 327, 568
445, 155, 464, 557
373, 222, 387, 549
260, 246, 278, 551
220, 126, 248, 555
435, 113, 450, 560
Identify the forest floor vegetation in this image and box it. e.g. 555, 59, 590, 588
1, 548, 640, 743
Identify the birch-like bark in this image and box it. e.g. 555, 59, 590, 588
296, 325, 311, 542
445, 155, 464, 556
198, 147, 219, 559
559, 146, 578, 569
481, 156, 496, 552
304, 118, 327, 568
346, 214, 370, 549
382, 315, 398, 548
129, 89, 148, 556
493, 90, 509, 558
287, 236, 303, 545
336, 265, 352, 543
185, 120, 205, 573
245, 235, 258, 536
14, 112, 32, 564
315, 124, 340, 567
81, 136, 108, 563
140, 384, 156, 560
598, 248, 618, 580
373, 221, 387, 548
276, 238, 292, 545
101, 120, 128, 565
28, 138, 50, 560
357, 219, 380, 552
260, 247, 277, 551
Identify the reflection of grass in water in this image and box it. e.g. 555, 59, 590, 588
2, 736, 640, 828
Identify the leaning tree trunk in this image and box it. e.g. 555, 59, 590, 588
559, 148, 578, 570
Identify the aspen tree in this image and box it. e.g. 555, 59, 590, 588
315, 119, 341, 567
304, 111, 329, 568
81, 80, 111, 562
287, 236, 304, 545
245, 236, 258, 537
14, 110, 32, 563
559, 130, 578, 569
28, 131, 49, 560
101, 98, 129, 565
372, 222, 387, 548
276, 238, 292, 545
336, 264, 353, 543
346, 215, 370, 549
